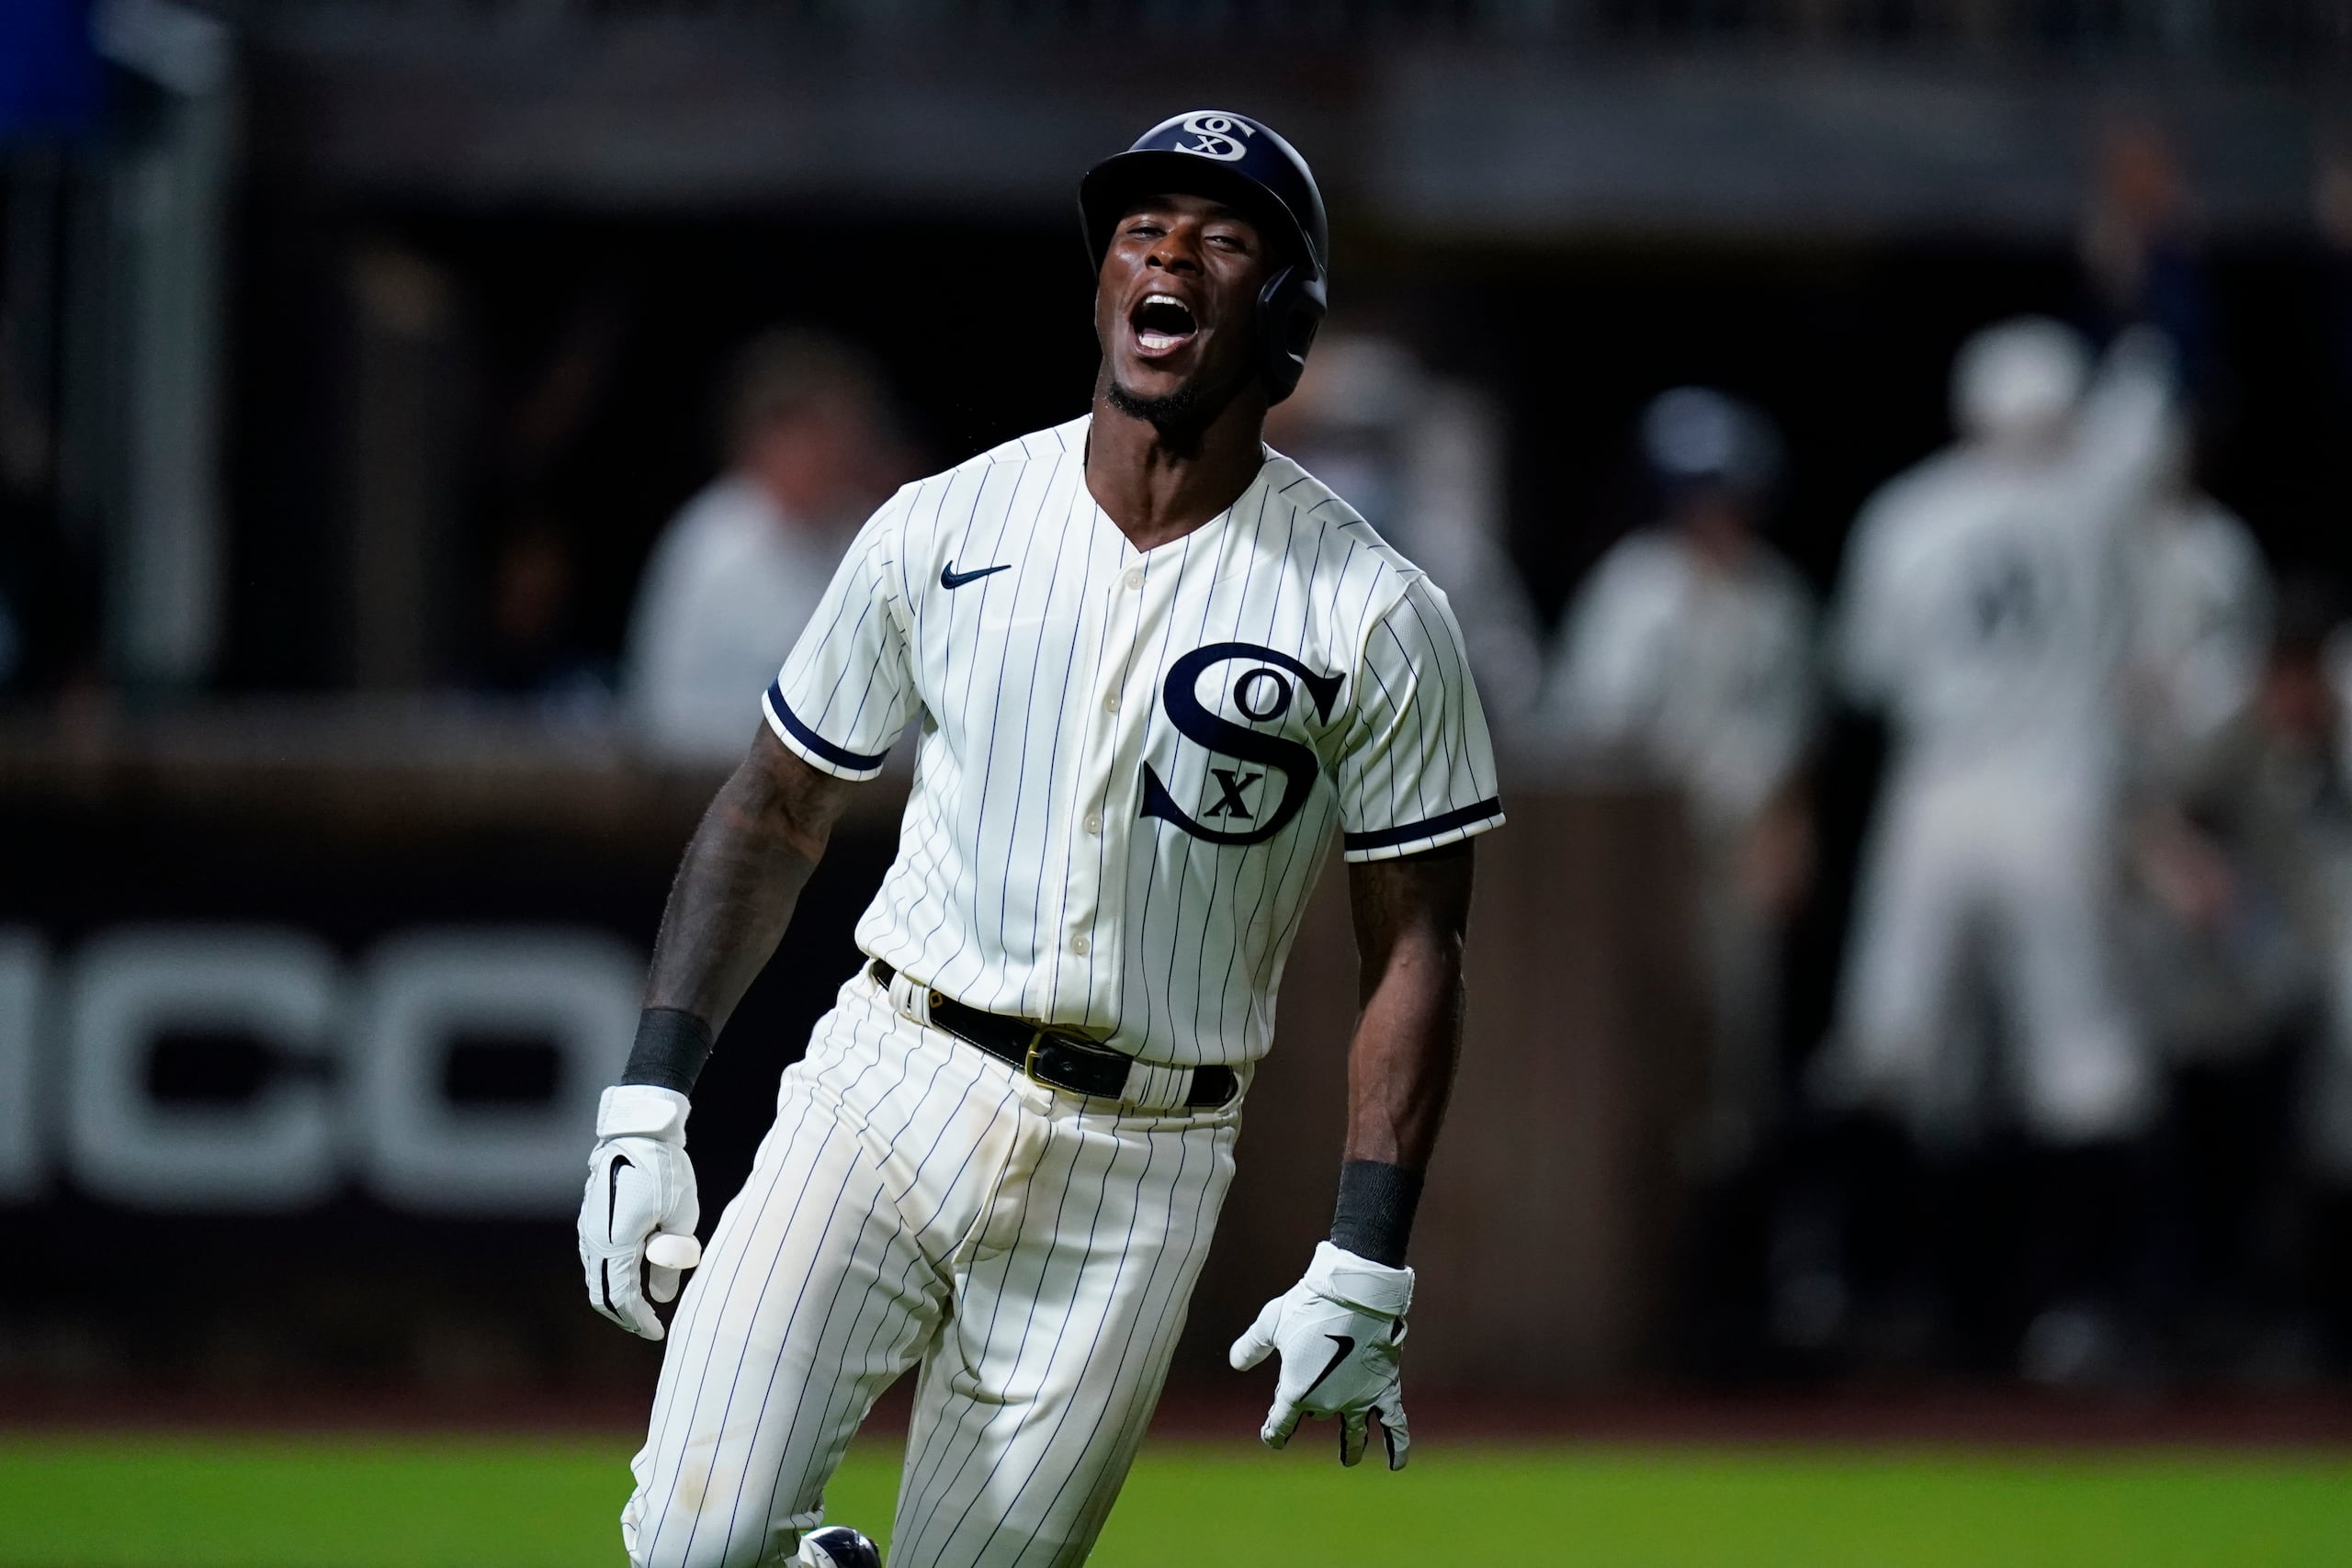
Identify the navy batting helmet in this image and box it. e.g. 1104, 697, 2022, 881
1079, 110, 1329, 404
1641, 388, 1784, 500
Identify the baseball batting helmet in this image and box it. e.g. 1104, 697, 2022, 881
1641, 387, 1783, 500
1080, 109, 1329, 403
1951, 316, 2090, 446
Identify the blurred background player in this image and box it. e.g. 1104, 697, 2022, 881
1264, 332, 1545, 729
1817, 319, 2175, 1382
2125, 421, 2271, 799
1541, 388, 1818, 1183
2118, 414, 2279, 1074
2110, 422, 2301, 1371
621, 330, 909, 766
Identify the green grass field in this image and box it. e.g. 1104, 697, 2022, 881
3, 1434, 2348, 1567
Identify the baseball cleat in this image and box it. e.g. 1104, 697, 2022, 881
797, 1525, 882, 1568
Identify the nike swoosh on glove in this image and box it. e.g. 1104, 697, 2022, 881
578, 1085, 700, 1340
1229, 1240, 1414, 1470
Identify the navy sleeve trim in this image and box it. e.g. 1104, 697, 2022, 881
765, 678, 890, 772
1342, 796, 1505, 853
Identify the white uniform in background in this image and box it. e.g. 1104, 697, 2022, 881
1547, 530, 1816, 844
623, 476, 852, 765
2119, 490, 2277, 1066
1544, 524, 1817, 1158
622, 417, 1502, 1568
2129, 491, 2270, 791
1825, 323, 2174, 1145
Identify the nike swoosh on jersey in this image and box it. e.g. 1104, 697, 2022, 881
1301, 1332, 1357, 1402
941, 560, 1011, 590
608, 1153, 632, 1241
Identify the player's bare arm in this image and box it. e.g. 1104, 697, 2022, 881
1342, 840, 1474, 1174
575, 728, 854, 1343
1230, 841, 1473, 1472
642, 727, 858, 1033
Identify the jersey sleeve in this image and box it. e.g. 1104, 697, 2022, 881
760, 494, 919, 781
1333, 576, 1508, 863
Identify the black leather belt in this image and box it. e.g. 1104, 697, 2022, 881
869, 960, 1236, 1109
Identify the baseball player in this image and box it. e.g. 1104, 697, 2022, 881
1819, 318, 2173, 1376
2126, 423, 2271, 796
576, 109, 1502, 1568
1539, 388, 1817, 1170
2118, 423, 2277, 1066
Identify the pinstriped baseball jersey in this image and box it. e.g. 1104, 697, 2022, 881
762, 413, 1503, 1067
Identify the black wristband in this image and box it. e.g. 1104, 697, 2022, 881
1329, 1159, 1423, 1269
620, 1008, 716, 1096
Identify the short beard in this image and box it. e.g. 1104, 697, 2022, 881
1103, 363, 1251, 451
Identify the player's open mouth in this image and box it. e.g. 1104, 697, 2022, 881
1129, 294, 1198, 357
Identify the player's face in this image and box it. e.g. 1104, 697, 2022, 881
1095, 193, 1271, 409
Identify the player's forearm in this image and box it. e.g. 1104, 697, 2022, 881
1342, 926, 1463, 1172
1332, 844, 1474, 1265
642, 730, 853, 1037
1342, 841, 1473, 1168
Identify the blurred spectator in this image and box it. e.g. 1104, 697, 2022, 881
621, 330, 907, 764
1539, 388, 1818, 1171
1264, 332, 1544, 726
1817, 320, 2176, 1381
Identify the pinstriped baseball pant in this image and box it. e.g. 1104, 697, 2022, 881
621, 971, 1241, 1568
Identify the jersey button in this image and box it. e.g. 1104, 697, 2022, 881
1069, 934, 1091, 956
1123, 568, 1145, 591
1103, 694, 1121, 713
1082, 811, 1102, 834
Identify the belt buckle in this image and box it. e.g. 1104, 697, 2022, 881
1022, 1028, 1124, 1099
1021, 1029, 1054, 1089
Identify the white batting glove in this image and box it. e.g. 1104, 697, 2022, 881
578, 1085, 701, 1340
1229, 1241, 1413, 1470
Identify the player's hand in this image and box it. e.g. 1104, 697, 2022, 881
578, 1085, 702, 1340
1228, 1241, 1413, 1470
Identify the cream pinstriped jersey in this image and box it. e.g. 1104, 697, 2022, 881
762, 415, 1503, 1067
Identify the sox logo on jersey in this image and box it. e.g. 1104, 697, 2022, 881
622, 415, 1500, 1568
1142, 643, 1344, 845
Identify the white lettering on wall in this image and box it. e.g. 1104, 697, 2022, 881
65, 927, 342, 1210
3, 924, 646, 1216
353, 929, 637, 1216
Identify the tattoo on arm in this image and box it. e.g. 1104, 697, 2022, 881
643, 727, 859, 1036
